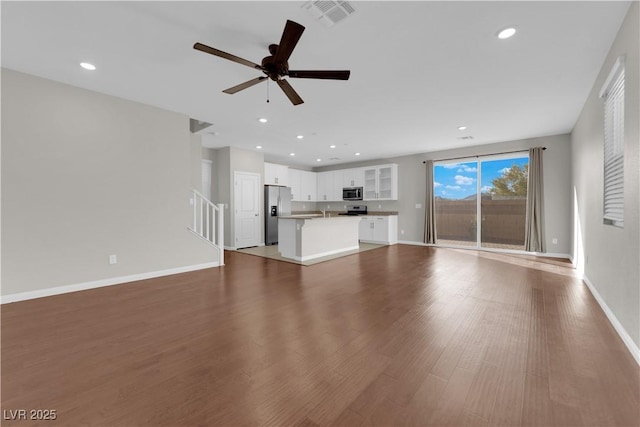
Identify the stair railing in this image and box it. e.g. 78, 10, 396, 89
189, 189, 224, 266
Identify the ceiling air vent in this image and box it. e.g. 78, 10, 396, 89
302, 1, 356, 27
457, 136, 474, 141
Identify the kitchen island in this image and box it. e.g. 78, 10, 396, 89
278, 214, 361, 261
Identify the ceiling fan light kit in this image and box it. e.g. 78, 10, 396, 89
194, 20, 350, 105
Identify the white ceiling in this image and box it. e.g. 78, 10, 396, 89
2, 1, 630, 167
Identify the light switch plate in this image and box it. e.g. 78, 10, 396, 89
415, 203, 422, 209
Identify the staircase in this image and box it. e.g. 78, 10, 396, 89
189, 189, 224, 266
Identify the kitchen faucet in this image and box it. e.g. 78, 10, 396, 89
321, 208, 326, 218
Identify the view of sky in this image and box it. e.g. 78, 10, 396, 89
434, 157, 529, 200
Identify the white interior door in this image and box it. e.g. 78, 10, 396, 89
202, 160, 212, 200
234, 171, 261, 249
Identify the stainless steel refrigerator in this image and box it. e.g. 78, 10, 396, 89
265, 185, 292, 245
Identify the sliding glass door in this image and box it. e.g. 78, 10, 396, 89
434, 154, 529, 251
434, 161, 478, 247
479, 157, 528, 250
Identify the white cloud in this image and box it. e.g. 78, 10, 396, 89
442, 163, 460, 169
481, 185, 492, 192
446, 185, 462, 190
454, 175, 475, 185
434, 181, 442, 187
499, 167, 511, 174
457, 165, 477, 173
441, 190, 447, 195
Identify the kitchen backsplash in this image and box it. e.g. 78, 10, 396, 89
292, 200, 400, 213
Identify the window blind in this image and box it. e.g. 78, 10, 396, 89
601, 57, 625, 227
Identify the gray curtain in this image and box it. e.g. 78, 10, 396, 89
424, 160, 437, 244
524, 147, 545, 252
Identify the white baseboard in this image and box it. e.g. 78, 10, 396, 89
582, 275, 640, 365
1, 262, 220, 304
531, 251, 571, 259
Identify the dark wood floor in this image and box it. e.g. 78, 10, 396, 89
2, 245, 638, 426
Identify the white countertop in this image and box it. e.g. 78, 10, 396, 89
278, 214, 359, 220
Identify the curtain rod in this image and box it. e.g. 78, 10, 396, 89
422, 147, 546, 164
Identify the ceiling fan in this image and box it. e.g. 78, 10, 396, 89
193, 20, 350, 106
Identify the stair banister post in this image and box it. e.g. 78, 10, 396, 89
192, 190, 197, 232
206, 202, 210, 241
217, 203, 224, 265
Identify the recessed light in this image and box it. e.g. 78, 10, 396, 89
355, 152, 361, 156
316, 158, 322, 162
289, 152, 295, 156
256, 145, 262, 149
497, 27, 516, 39
330, 145, 336, 148
258, 118, 268, 123
80, 62, 96, 71
458, 126, 468, 131
296, 135, 304, 139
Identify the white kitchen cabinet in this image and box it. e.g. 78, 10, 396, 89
290, 169, 316, 201
288, 168, 302, 200
342, 168, 364, 188
362, 164, 398, 200
300, 170, 317, 202
358, 215, 398, 244
316, 171, 333, 201
264, 162, 289, 186
331, 170, 344, 201
316, 170, 343, 202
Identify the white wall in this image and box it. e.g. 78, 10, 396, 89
316, 133, 573, 255
571, 2, 639, 350
190, 133, 202, 192
209, 146, 264, 248
1, 69, 219, 297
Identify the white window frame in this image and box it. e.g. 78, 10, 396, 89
599, 55, 625, 228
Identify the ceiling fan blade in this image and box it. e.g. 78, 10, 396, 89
193, 42, 262, 70
288, 70, 351, 80
273, 20, 305, 64
276, 79, 304, 105
222, 77, 267, 94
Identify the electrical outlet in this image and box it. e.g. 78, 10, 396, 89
189, 198, 194, 206
401, 229, 405, 235
302, 204, 306, 209
378, 204, 381, 209
109, 254, 117, 265
327, 204, 330, 209
552, 238, 558, 244
415, 203, 422, 209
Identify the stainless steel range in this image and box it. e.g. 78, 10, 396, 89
338, 205, 368, 216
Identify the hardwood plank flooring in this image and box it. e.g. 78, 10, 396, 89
2, 245, 639, 426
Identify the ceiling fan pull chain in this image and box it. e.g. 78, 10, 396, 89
266, 79, 270, 103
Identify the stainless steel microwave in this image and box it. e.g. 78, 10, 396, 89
343, 187, 363, 201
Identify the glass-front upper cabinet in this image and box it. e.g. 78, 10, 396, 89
363, 164, 398, 200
